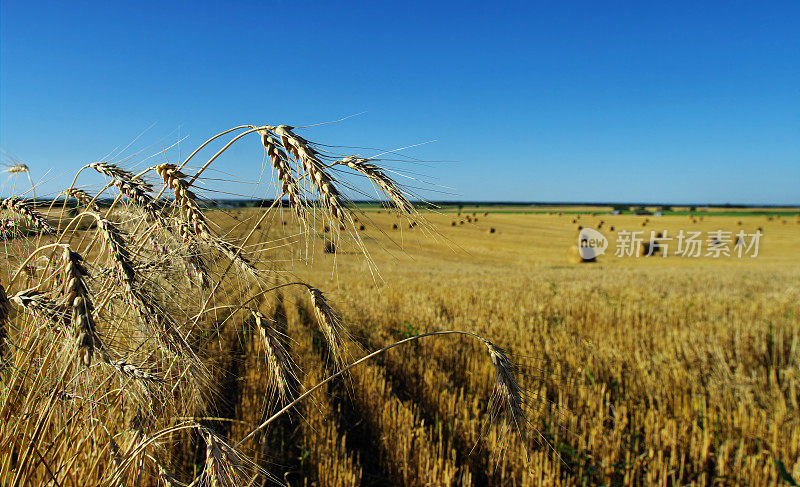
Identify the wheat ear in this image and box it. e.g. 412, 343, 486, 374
157, 163, 260, 279
89, 162, 162, 222
60, 188, 100, 212
257, 129, 306, 223
272, 125, 347, 223
0, 197, 55, 234
252, 311, 295, 403
62, 247, 99, 366
308, 287, 346, 368
483, 340, 527, 436
11, 290, 71, 332
337, 156, 414, 215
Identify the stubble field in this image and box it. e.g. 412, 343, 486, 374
220, 206, 800, 486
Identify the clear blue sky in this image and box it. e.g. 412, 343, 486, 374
1, 1, 798, 204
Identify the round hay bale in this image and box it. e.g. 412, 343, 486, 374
737, 221, 743, 226
576, 225, 583, 230
641, 221, 647, 227
323, 241, 336, 254
392, 223, 398, 230
596, 223, 603, 229
359, 224, 365, 231
608, 225, 615, 231
488, 227, 496, 234
459, 220, 464, 225
571, 218, 577, 224
567, 245, 596, 263
473, 218, 478, 223
484, 211, 489, 216
451, 221, 456, 226
640, 241, 660, 257
757, 226, 763, 232
282, 221, 287, 226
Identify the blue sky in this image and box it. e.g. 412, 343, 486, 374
1, 1, 798, 204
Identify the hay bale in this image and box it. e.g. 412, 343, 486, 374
596, 223, 603, 229
608, 225, 615, 231
737, 221, 743, 226
577, 225, 583, 230
359, 224, 365, 231
392, 223, 398, 230
641, 221, 647, 227
488, 227, 496, 234
323, 241, 336, 254
459, 220, 464, 225
484, 211, 489, 216
567, 245, 596, 263
451, 221, 456, 226
282, 221, 287, 226
640, 241, 660, 257
571, 218, 577, 224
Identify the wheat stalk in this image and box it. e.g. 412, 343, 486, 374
0, 282, 9, 348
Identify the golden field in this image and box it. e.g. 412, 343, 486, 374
1, 199, 798, 487
214, 206, 799, 486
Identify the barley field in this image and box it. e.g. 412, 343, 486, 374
0, 126, 798, 486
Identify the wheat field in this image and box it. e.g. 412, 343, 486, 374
0, 124, 798, 486
239, 207, 799, 486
